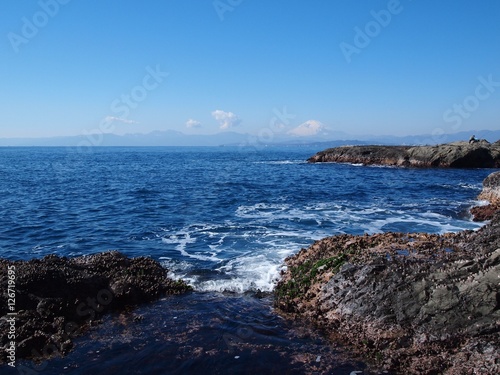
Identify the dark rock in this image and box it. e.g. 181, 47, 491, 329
470, 204, 499, 221
0, 251, 192, 363
308, 140, 500, 168
308, 145, 412, 166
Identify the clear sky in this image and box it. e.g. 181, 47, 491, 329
1, 0, 499, 139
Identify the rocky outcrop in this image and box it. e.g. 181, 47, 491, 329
0, 251, 192, 363
471, 171, 500, 221
276, 217, 500, 373
308, 140, 500, 168
478, 171, 500, 204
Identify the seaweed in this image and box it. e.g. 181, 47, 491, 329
275, 253, 346, 305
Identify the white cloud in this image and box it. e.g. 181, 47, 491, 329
287, 120, 326, 137
211, 109, 241, 130
104, 116, 139, 125
185, 118, 202, 128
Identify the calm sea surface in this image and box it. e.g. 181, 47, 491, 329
0, 146, 490, 374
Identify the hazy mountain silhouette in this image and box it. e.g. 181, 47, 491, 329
0, 129, 498, 147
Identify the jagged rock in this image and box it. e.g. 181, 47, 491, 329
471, 171, 500, 221
478, 171, 500, 205
0, 251, 192, 363
308, 140, 500, 168
275, 220, 500, 374
471, 204, 499, 221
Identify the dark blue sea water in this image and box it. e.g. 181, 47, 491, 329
0, 146, 491, 374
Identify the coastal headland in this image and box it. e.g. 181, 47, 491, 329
307, 140, 500, 168
275, 171, 500, 374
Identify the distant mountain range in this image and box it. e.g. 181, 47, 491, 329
0, 129, 499, 148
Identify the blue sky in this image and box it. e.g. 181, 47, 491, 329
1, 0, 499, 139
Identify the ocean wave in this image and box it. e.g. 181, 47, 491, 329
253, 160, 305, 165
157, 197, 485, 293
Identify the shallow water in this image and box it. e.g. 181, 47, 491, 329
5, 293, 372, 375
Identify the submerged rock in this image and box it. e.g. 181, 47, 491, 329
276, 173, 500, 374
308, 140, 500, 168
0, 251, 192, 363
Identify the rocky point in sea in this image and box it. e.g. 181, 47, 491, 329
0, 251, 192, 364
275, 171, 500, 374
307, 140, 500, 168
471, 171, 500, 221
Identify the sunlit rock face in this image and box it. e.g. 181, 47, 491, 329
275, 213, 500, 374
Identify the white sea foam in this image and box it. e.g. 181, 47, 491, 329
235, 203, 291, 219
161, 231, 222, 262
254, 160, 305, 165
192, 254, 286, 293
158, 196, 485, 293
459, 183, 482, 190
363, 215, 479, 234
475, 199, 491, 207
158, 221, 310, 292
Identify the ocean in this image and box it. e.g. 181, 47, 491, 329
0, 146, 491, 374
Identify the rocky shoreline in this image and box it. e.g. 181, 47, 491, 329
307, 140, 500, 168
275, 172, 500, 374
0, 251, 192, 364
